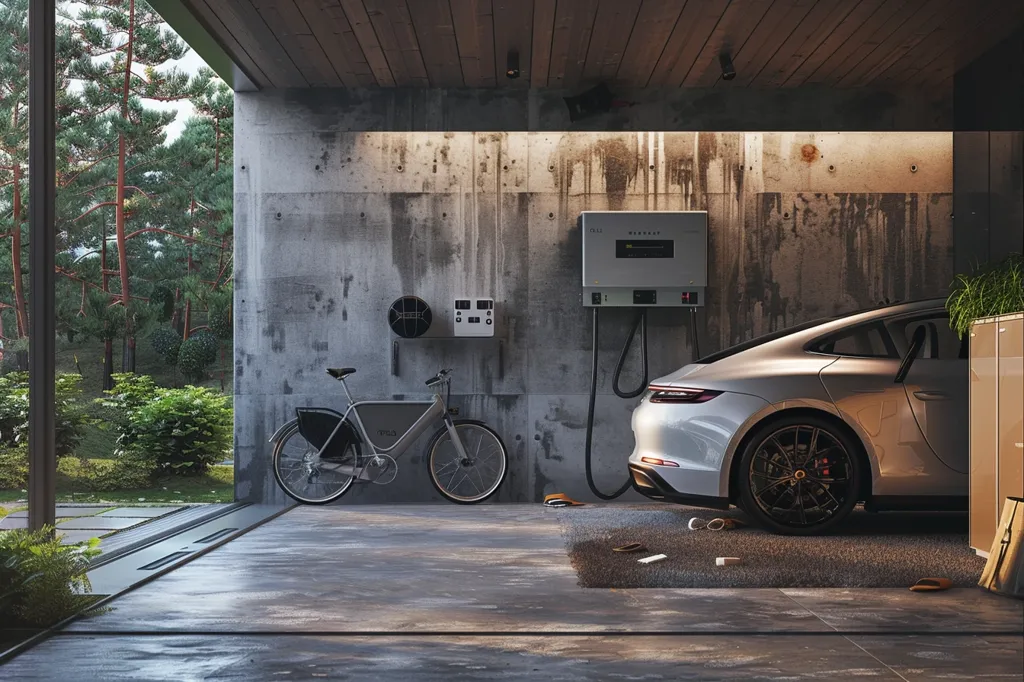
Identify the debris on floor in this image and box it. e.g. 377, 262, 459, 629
716, 557, 742, 567
544, 493, 585, 508
910, 577, 953, 592
638, 554, 668, 564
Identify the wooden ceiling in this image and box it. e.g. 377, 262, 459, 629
178, 0, 1024, 91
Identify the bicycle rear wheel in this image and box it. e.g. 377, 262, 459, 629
273, 423, 359, 504
426, 421, 507, 504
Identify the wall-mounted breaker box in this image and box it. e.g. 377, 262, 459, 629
581, 211, 708, 307
454, 298, 495, 337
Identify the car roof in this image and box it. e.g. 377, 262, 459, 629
696, 298, 948, 364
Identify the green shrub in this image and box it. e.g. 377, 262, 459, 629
128, 386, 232, 476
177, 330, 220, 381
0, 373, 92, 458
947, 253, 1024, 338
208, 304, 232, 340
0, 528, 101, 628
0, 444, 28, 489
57, 455, 156, 492
150, 327, 183, 365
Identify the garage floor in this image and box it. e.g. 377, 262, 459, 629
2, 505, 1022, 680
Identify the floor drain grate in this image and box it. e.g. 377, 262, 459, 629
195, 528, 238, 544
138, 551, 192, 571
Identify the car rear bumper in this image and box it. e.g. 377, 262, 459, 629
628, 463, 731, 510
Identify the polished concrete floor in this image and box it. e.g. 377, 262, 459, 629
3, 505, 1023, 680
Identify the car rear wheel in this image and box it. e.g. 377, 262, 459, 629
737, 415, 862, 535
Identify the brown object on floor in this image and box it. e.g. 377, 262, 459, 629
910, 577, 953, 592
544, 493, 585, 507
612, 542, 647, 553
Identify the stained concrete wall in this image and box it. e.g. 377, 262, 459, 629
235, 90, 954, 505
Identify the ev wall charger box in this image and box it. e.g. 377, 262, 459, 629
454, 298, 495, 337
581, 211, 708, 307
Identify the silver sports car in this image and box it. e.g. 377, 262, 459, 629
628, 299, 968, 534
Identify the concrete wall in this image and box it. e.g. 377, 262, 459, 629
234, 90, 954, 505
953, 29, 1024, 272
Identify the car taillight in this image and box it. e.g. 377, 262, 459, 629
647, 385, 721, 403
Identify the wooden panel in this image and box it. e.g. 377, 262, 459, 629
407, 0, 464, 86
784, 0, 887, 86
723, 0, 817, 88
249, 1, 345, 87
837, 0, 961, 87
924, 1, 1024, 87
530, 0, 557, 87
364, 0, 430, 87
340, 0, 397, 86
616, 0, 687, 87
997, 317, 1024, 517
216, 0, 308, 87
800, 0, 912, 85
969, 320, 1000, 553
582, 0, 642, 83
874, 0, 999, 87
451, 0, 496, 87
548, 0, 598, 88
647, 0, 727, 87
752, 0, 860, 86
493, 1, 534, 88
183, 0, 272, 87
287, 0, 378, 87
683, 0, 774, 87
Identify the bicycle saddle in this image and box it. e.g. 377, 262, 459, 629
327, 367, 356, 380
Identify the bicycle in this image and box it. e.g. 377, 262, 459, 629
269, 367, 508, 505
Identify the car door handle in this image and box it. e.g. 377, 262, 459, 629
851, 388, 885, 394
913, 390, 950, 401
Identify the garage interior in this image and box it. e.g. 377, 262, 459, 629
8, 0, 1024, 679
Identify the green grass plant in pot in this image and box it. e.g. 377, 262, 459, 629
946, 253, 1024, 338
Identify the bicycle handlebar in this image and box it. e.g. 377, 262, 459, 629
425, 368, 453, 387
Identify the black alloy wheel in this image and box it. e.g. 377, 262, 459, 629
737, 415, 862, 535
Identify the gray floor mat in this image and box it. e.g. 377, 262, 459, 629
557, 505, 986, 588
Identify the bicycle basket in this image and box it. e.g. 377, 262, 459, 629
295, 408, 359, 462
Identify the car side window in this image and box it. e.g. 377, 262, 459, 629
896, 315, 966, 360
814, 323, 895, 358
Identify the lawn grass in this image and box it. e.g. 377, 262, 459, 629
0, 464, 234, 506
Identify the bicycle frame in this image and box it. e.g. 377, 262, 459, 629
301, 379, 469, 463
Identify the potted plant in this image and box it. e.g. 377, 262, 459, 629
946, 253, 1024, 556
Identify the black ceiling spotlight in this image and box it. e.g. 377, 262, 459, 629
719, 52, 736, 81
506, 49, 520, 79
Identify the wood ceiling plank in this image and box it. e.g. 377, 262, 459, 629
836, 0, 960, 88
583, 0, 642, 83
752, 0, 861, 87
493, 1, 534, 88
216, 0, 308, 86
722, 0, 818, 88
364, 0, 430, 87
799, 0, 913, 85
339, 0, 397, 86
251, 1, 346, 86
407, 0, 464, 86
553, 0, 599, 88
648, 0, 729, 88
921, 1, 1024, 87
531, 0, 557, 87
183, 0, 272, 87
872, 0, 995, 87
682, 0, 775, 87
783, 0, 886, 86
615, 0, 688, 87
290, 0, 376, 87
450, 0, 495, 87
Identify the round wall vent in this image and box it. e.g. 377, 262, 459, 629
388, 296, 432, 338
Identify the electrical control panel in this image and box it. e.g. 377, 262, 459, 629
454, 298, 495, 337
581, 211, 707, 307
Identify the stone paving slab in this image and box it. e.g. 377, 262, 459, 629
57, 517, 143, 531
7, 506, 112, 519
98, 507, 181, 519
57, 530, 108, 545
0, 516, 28, 529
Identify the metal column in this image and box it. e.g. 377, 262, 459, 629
27, 0, 56, 533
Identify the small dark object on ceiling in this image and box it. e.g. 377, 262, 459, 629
719, 53, 736, 81
506, 49, 520, 79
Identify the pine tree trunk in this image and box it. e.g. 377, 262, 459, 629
116, 0, 136, 372
103, 338, 114, 390
10, 111, 28, 338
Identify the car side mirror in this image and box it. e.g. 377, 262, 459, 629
895, 325, 927, 384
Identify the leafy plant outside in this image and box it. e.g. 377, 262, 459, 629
0, 373, 94, 458
947, 253, 1024, 338
129, 386, 232, 476
1, 527, 101, 629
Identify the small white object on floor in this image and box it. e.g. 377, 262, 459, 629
638, 554, 668, 564
716, 556, 741, 566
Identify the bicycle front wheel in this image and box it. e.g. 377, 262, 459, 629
273, 423, 358, 504
426, 421, 507, 504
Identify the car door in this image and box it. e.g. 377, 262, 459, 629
885, 313, 970, 474
815, 322, 939, 494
